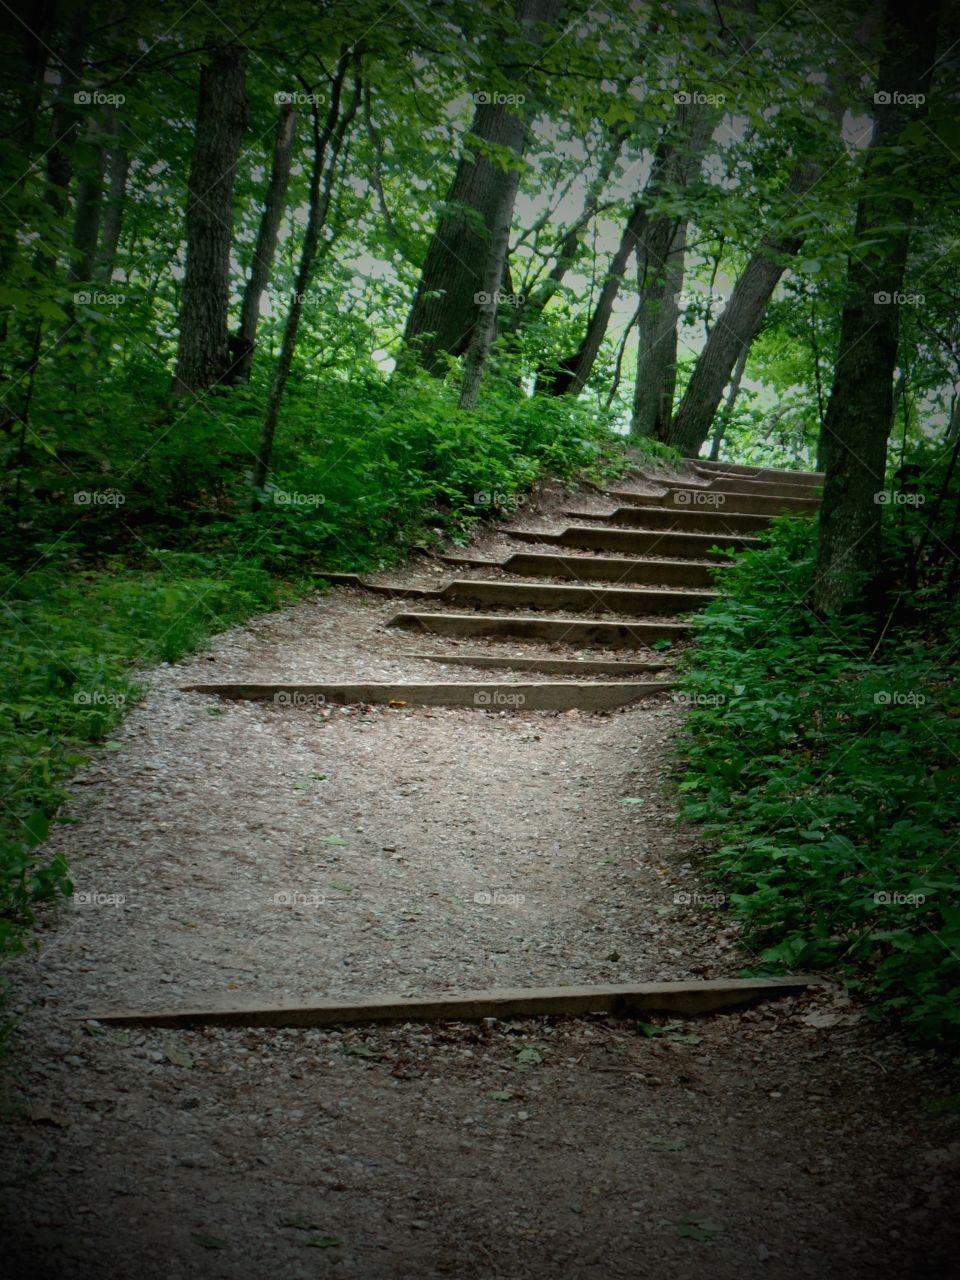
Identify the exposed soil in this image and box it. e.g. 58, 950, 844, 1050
2, 468, 958, 1280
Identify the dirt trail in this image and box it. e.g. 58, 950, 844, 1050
2, 472, 959, 1279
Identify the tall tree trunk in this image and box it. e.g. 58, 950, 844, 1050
812, 0, 940, 613
94, 109, 129, 284
664, 207, 806, 456
231, 102, 297, 384
630, 219, 687, 437
458, 166, 524, 409
547, 103, 713, 397
172, 44, 248, 397
707, 338, 749, 459
400, 0, 562, 375
251, 59, 358, 501
457, 0, 563, 406
667, 16, 879, 457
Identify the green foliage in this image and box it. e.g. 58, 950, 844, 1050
675, 517, 960, 1042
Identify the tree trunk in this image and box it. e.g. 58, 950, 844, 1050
707, 338, 749, 459
68, 116, 108, 285
664, 218, 804, 456
547, 103, 713, 398
251, 59, 358, 501
459, 163, 523, 409
94, 109, 129, 283
172, 44, 248, 397
666, 14, 880, 458
231, 102, 297, 384
630, 219, 686, 437
812, 0, 940, 613
400, 0, 562, 376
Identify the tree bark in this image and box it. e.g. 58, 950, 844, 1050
707, 338, 749, 459
172, 44, 248, 397
812, 0, 940, 613
94, 109, 129, 284
547, 103, 713, 397
664, 209, 806, 456
400, 0, 562, 376
68, 116, 108, 285
251, 58, 358, 501
630, 219, 686, 437
666, 15, 881, 457
231, 102, 297, 384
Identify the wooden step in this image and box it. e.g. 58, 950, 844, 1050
182, 681, 673, 711
439, 580, 716, 615
507, 525, 760, 557
86, 977, 820, 1030
690, 475, 819, 499
326, 575, 716, 615
694, 459, 823, 485
387, 612, 690, 646
607, 487, 819, 517
442, 552, 719, 588
410, 654, 673, 675
565, 506, 772, 535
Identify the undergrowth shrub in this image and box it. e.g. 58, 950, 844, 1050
676, 517, 960, 1042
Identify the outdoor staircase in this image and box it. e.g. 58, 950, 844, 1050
186, 460, 823, 712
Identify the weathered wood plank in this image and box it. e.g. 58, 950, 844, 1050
85, 977, 819, 1030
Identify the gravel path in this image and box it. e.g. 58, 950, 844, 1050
2, 469, 958, 1279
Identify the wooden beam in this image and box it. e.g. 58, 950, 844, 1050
84, 977, 819, 1030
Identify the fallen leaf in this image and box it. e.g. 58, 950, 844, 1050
165, 1047, 193, 1068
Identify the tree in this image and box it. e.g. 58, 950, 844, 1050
172, 44, 248, 397
231, 101, 298, 384
665, 16, 878, 457
252, 55, 360, 500
400, 0, 562, 376
545, 94, 717, 399
812, 0, 941, 613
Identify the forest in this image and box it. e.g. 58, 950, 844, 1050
1, 0, 959, 1047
